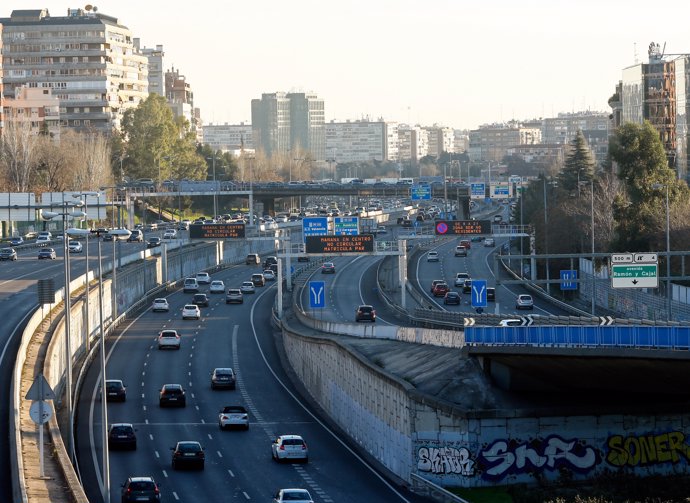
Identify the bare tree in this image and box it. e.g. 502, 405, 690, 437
72, 132, 112, 190
0, 116, 39, 192
33, 129, 75, 192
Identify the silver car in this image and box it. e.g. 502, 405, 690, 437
273, 489, 314, 503
182, 304, 201, 320
515, 294, 534, 310
271, 434, 308, 463
157, 329, 181, 350
151, 298, 169, 312
218, 405, 249, 430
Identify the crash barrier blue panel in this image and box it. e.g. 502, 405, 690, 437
464, 326, 690, 351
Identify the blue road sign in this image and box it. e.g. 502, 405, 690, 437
334, 216, 359, 235
309, 281, 325, 308
303, 217, 328, 242
471, 183, 485, 199
560, 270, 578, 290
471, 279, 487, 308
411, 185, 431, 200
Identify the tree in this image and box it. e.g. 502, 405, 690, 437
559, 130, 596, 193
72, 132, 112, 190
0, 116, 39, 192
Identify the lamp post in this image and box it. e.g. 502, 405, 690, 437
206, 155, 218, 217
41, 203, 86, 463
653, 183, 672, 320
543, 177, 550, 294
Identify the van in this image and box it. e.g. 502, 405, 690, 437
246, 253, 260, 265
183, 277, 199, 293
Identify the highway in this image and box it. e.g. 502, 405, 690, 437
75, 262, 430, 503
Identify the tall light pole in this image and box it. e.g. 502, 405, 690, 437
590, 180, 595, 315
206, 155, 218, 217
653, 183, 671, 320
543, 177, 550, 294
41, 203, 86, 463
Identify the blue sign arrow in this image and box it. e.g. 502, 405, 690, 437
303, 217, 328, 243
411, 185, 431, 200
309, 281, 325, 308
471, 279, 487, 308
560, 270, 577, 290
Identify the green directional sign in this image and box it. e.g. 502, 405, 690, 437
611, 264, 658, 289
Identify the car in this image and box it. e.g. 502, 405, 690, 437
246, 253, 260, 265
0, 247, 17, 261
226, 288, 244, 304
192, 293, 209, 307
454, 273, 470, 287
38, 248, 57, 260
321, 262, 336, 274
499, 318, 523, 327
516, 294, 534, 310
178, 220, 190, 231
240, 281, 255, 294
470, 236, 483, 242
162, 229, 177, 239
271, 434, 309, 463
462, 279, 473, 294
159, 384, 186, 407
355, 305, 376, 322
427, 251, 439, 262
127, 230, 143, 242
211, 367, 237, 390
209, 280, 225, 293
68, 240, 83, 253
444, 291, 461, 305
9, 236, 24, 246
108, 423, 137, 450
297, 255, 310, 262
120, 476, 161, 503
36, 235, 52, 246
157, 329, 181, 349
151, 298, 169, 312
431, 279, 446, 292
493, 214, 503, 222
263, 269, 276, 281
195, 272, 211, 284
459, 239, 472, 249
272, 489, 314, 503
182, 304, 201, 320
454, 245, 468, 257
104, 379, 127, 402
487, 287, 496, 301
251, 273, 265, 287
432, 282, 450, 297
146, 237, 161, 248
263, 256, 278, 269
183, 277, 199, 293
376, 225, 388, 234
103, 233, 114, 242
171, 441, 204, 470
218, 405, 249, 430
484, 238, 496, 247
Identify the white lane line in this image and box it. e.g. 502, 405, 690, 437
216, 450, 222, 458
145, 419, 149, 425
207, 433, 213, 440
142, 405, 147, 411
149, 434, 154, 440
172, 491, 179, 500
191, 393, 195, 398
141, 381, 144, 387
227, 469, 234, 477
189, 381, 193, 387
162, 470, 168, 478
200, 419, 205, 424
154, 451, 160, 458
141, 393, 145, 398
242, 492, 250, 500
195, 405, 199, 411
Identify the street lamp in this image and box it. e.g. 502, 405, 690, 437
41, 203, 86, 463
653, 183, 671, 320
543, 177, 551, 294
206, 155, 219, 217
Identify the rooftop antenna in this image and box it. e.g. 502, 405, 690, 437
634, 42, 638, 64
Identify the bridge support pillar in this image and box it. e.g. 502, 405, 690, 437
259, 197, 275, 216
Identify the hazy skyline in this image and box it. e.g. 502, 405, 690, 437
5, 1, 690, 130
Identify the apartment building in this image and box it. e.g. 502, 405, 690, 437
424, 125, 456, 157
397, 124, 429, 162
324, 119, 398, 163
137, 42, 164, 97
0, 8, 148, 133
202, 122, 253, 151
165, 66, 200, 136
541, 112, 610, 169
3, 85, 60, 137
468, 122, 541, 163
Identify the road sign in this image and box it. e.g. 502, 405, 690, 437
25, 373, 56, 401
334, 216, 359, 236
490, 182, 512, 199
434, 220, 491, 235
302, 217, 329, 242
471, 280, 487, 308
634, 253, 658, 263
37, 278, 56, 305
520, 314, 535, 326
463, 318, 475, 327
599, 316, 615, 326
611, 253, 633, 264
309, 281, 325, 308
611, 264, 658, 289
411, 185, 431, 200
560, 270, 577, 290
189, 223, 245, 239
470, 183, 485, 199
305, 235, 374, 254
29, 401, 53, 424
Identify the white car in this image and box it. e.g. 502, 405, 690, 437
36, 235, 52, 246
484, 238, 496, 247
454, 272, 470, 287
68, 240, 83, 253
182, 304, 201, 320
515, 294, 534, 310
218, 405, 249, 430
427, 251, 439, 262
151, 298, 170, 312
209, 280, 225, 293
157, 329, 181, 350
273, 489, 314, 503
262, 269, 276, 281
163, 229, 177, 239
499, 319, 523, 327
240, 281, 255, 294
195, 272, 211, 284
271, 434, 308, 463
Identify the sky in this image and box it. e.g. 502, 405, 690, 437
6, 1, 690, 130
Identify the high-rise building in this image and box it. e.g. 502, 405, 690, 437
165, 66, 199, 136
542, 112, 611, 168
468, 122, 541, 162
138, 42, 164, 97
397, 125, 429, 162
3, 85, 60, 138
251, 91, 325, 161
202, 122, 253, 151
424, 125, 456, 157
0, 8, 148, 133
676, 56, 690, 181
325, 119, 398, 163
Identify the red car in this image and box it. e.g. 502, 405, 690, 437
432, 282, 450, 297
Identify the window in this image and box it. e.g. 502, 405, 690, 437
73, 120, 81, 126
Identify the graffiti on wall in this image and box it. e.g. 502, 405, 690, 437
478, 435, 598, 481
607, 431, 690, 468
417, 446, 476, 476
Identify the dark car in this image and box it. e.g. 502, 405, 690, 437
159, 384, 186, 407
444, 291, 461, 305
192, 293, 209, 307
0, 247, 17, 261
487, 287, 496, 301
38, 248, 57, 260
211, 367, 237, 390
9, 236, 24, 246
171, 441, 205, 470
104, 379, 127, 402
297, 255, 310, 262
263, 256, 278, 269
462, 279, 473, 294
251, 273, 265, 287
321, 262, 336, 274
108, 423, 137, 450
121, 476, 161, 503
103, 233, 114, 242
355, 305, 376, 322
146, 237, 161, 248
432, 282, 450, 297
